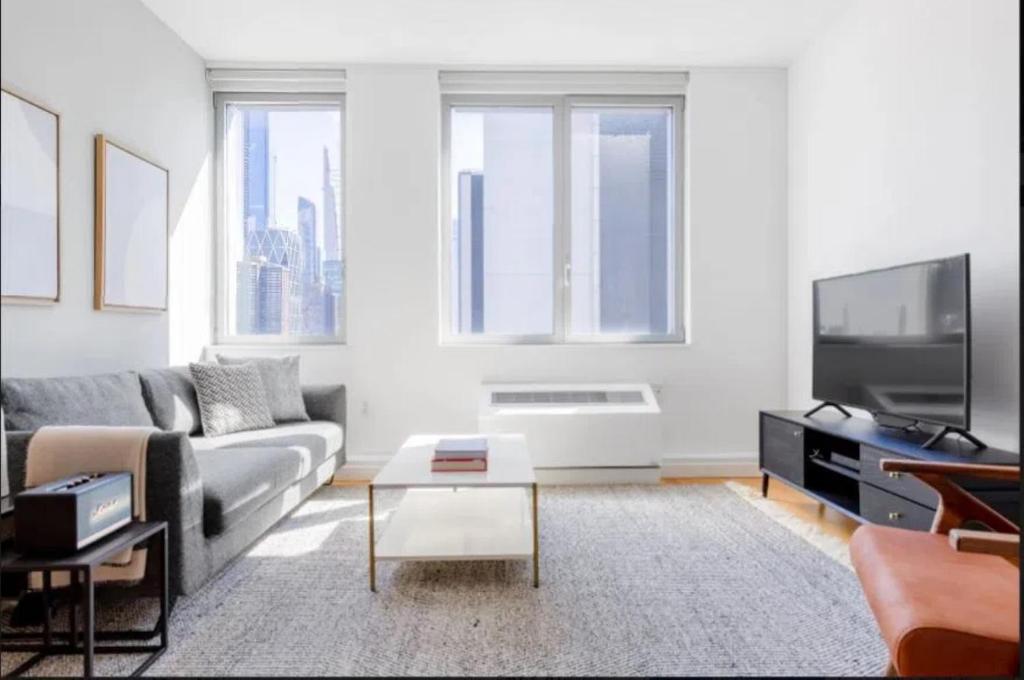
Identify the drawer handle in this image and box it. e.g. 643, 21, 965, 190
792, 431, 801, 438
887, 472, 902, 480
888, 511, 902, 521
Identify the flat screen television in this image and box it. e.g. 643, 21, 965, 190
812, 254, 970, 429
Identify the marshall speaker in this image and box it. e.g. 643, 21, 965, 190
15, 472, 133, 554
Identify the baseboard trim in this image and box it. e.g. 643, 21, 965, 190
333, 454, 390, 481
535, 467, 661, 485
660, 453, 759, 478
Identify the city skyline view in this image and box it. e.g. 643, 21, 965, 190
225, 103, 344, 337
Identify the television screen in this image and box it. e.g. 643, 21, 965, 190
812, 254, 970, 428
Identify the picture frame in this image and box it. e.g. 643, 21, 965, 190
1, 87, 61, 304
94, 134, 169, 312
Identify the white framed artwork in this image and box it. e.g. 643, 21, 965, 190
1, 87, 60, 303
94, 134, 168, 311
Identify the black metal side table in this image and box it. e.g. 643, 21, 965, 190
0, 521, 169, 677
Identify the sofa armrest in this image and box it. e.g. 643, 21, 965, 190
144, 431, 205, 597
4, 431, 34, 497
303, 384, 346, 431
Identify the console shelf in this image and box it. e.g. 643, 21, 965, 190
759, 410, 1019, 531
808, 456, 860, 481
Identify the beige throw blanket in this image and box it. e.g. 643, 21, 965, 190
26, 426, 155, 587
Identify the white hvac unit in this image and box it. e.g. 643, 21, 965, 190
478, 383, 663, 480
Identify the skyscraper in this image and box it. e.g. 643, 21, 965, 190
235, 258, 291, 334
243, 110, 269, 232
321, 146, 343, 333
242, 228, 303, 333
235, 260, 260, 334
322, 147, 340, 261
456, 171, 484, 333
297, 197, 318, 285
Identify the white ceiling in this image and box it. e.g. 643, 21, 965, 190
140, 0, 850, 67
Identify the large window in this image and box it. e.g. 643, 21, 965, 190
216, 93, 344, 342
442, 94, 684, 343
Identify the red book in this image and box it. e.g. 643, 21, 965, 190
431, 459, 488, 472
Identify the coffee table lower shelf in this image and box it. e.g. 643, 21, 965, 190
369, 486, 539, 590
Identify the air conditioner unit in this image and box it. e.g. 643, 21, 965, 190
478, 383, 663, 481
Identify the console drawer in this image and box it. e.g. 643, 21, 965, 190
860, 483, 935, 531
761, 415, 804, 486
860, 447, 938, 509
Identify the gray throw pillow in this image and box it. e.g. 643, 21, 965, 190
189, 362, 275, 437
216, 355, 309, 423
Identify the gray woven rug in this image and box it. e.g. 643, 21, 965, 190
1, 484, 886, 676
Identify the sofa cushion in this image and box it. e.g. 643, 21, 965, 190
139, 367, 202, 435
194, 448, 296, 537
190, 421, 343, 481
1, 372, 154, 431
216, 355, 310, 424
189, 362, 275, 437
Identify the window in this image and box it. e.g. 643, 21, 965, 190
442, 93, 684, 343
216, 93, 344, 342
448, 105, 555, 336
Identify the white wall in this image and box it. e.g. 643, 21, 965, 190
0, 0, 213, 377
216, 66, 790, 467
788, 0, 1019, 449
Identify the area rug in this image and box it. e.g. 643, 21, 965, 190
1, 484, 886, 676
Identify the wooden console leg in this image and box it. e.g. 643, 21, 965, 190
368, 484, 376, 593
761, 473, 769, 498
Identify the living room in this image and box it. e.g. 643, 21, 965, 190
0, 0, 1019, 677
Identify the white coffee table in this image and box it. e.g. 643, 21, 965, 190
368, 434, 538, 591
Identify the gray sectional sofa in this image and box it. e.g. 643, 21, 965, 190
1, 367, 345, 598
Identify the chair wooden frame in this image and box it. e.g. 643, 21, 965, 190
874, 459, 1020, 676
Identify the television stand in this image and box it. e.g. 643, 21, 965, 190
758, 410, 1018, 530
921, 426, 986, 450
803, 401, 852, 418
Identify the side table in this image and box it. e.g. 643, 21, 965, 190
1, 521, 168, 677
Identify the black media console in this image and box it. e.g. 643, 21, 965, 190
759, 410, 1019, 531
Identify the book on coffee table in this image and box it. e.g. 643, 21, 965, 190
432, 437, 488, 472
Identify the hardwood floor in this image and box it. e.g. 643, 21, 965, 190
662, 476, 860, 542
334, 475, 861, 542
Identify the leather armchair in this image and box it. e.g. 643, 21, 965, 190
850, 459, 1019, 677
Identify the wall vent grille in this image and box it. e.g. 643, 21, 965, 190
491, 390, 646, 405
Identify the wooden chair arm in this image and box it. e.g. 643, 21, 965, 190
878, 459, 1020, 535
879, 459, 1020, 481
948, 529, 1020, 559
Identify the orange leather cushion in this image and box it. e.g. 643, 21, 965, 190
850, 524, 1019, 677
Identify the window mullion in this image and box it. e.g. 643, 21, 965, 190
553, 95, 570, 343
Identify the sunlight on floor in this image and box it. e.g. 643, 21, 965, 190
291, 497, 366, 517
247, 518, 344, 557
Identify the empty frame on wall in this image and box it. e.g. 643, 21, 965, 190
1, 87, 60, 303
94, 134, 168, 311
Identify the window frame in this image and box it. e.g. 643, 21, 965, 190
440, 92, 686, 346
214, 91, 347, 345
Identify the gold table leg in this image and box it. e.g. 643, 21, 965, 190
368, 483, 376, 592
532, 482, 539, 588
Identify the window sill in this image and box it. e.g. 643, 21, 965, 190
438, 338, 689, 348
210, 339, 347, 350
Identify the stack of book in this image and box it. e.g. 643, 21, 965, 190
431, 437, 488, 472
